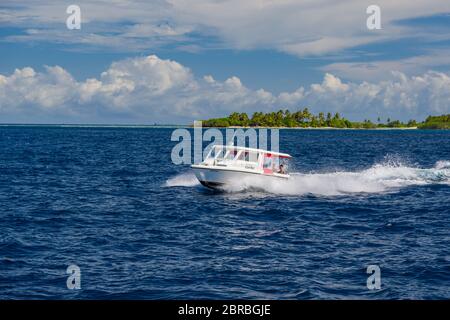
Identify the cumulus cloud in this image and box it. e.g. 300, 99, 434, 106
311, 73, 349, 93
0, 66, 77, 113
0, 55, 449, 123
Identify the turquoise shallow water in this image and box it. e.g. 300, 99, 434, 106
0, 127, 449, 299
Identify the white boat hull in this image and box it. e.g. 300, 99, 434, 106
191, 166, 288, 190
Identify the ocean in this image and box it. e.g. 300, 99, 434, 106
0, 126, 449, 299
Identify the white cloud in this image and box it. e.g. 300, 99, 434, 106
311, 73, 349, 93
322, 50, 450, 81
2, 0, 450, 87
1, 0, 449, 56
0, 66, 77, 112
0, 55, 449, 123
155, 0, 449, 57
303, 71, 450, 120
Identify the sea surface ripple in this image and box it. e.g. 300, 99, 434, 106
0, 127, 449, 299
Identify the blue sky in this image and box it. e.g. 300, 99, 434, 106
0, 1, 449, 124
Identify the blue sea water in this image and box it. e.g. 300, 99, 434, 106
0, 127, 449, 299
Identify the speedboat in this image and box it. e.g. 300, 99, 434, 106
191, 145, 292, 190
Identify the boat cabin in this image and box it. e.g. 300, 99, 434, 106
201, 145, 291, 176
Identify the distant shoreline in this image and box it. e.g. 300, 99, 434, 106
0, 124, 447, 130
0, 124, 418, 129
225, 126, 419, 130
202, 111, 450, 129
0, 124, 185, 128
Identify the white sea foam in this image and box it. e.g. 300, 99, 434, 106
164, 172, 199, 187
434, 160, 450, 170
165, 160, 450, 196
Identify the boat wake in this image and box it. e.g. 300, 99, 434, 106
165, 159, 450, 196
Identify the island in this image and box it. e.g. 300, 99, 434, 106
201, 109, 450, 129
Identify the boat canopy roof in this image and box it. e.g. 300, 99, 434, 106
211, 145, 292, 159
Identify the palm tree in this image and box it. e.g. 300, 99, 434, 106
318, 112, 325, 126
239, 113, 249, 126
302, 107, 311, 123
326, 112, 332, 126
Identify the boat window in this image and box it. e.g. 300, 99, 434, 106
248, 152, 259, 162
263, 156, 273, 169
211, 147, 225, 160
235, 151, 258, 162
273, 156, 280, 168
236, 151, 246, 161
224, 149, 238, 160
204, 148, 213, 160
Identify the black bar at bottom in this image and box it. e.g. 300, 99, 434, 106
0, 300, 447, 318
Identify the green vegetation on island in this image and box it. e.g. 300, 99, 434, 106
202, 109, 450, 129
418, 114, 450, 129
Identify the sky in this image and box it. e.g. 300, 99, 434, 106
0, 0, 450, 124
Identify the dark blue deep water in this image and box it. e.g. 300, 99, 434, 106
1, 127, 449, 299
